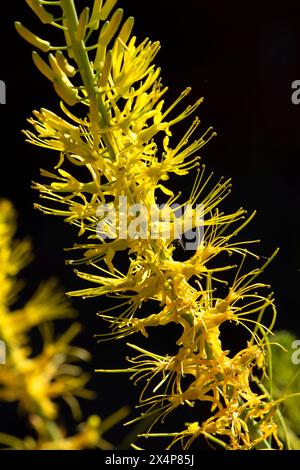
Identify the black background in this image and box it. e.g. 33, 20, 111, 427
0, 0, 300, 450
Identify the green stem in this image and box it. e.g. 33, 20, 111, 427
60, 0, 116, 157
60, 0, 99, 107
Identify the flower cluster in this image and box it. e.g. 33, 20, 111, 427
0, 199, 127, 449
17, 0, 288, 449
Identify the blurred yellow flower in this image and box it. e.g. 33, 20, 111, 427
0, 199, 128, 449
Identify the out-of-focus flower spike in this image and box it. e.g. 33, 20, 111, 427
32, 51, 55, 82
99, 8, 123, 47
25, 0, 54, 25
15, 22, 51, 52
98, 50, 112, 87
55, 51, 76, 78
88, 0, 103, 30
57, 322, 82, 346
99, 0, 118, 21
75, 7, 90, 42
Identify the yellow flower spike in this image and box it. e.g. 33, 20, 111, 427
15, 22, 51, 52
18, 0, 285, 450
25, 0, 54, 25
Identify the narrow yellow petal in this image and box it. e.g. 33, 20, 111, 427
32, 51, 54, 82
15, 22, 51, 52
25, 0, 54, 24
76, 7, 90, 42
